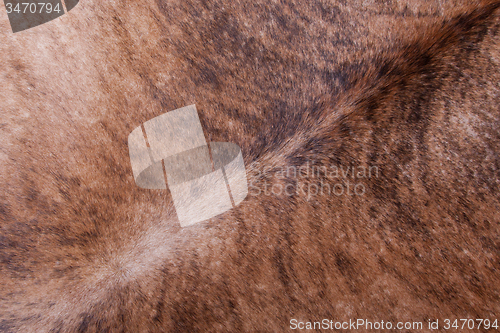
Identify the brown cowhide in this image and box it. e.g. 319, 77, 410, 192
0, 0, 499, 332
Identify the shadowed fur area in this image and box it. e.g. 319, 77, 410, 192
1, 0, 500, 332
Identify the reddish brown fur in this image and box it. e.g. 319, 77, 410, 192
1, 0, 500, 332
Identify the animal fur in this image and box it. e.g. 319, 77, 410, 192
0, 0, 499, 331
